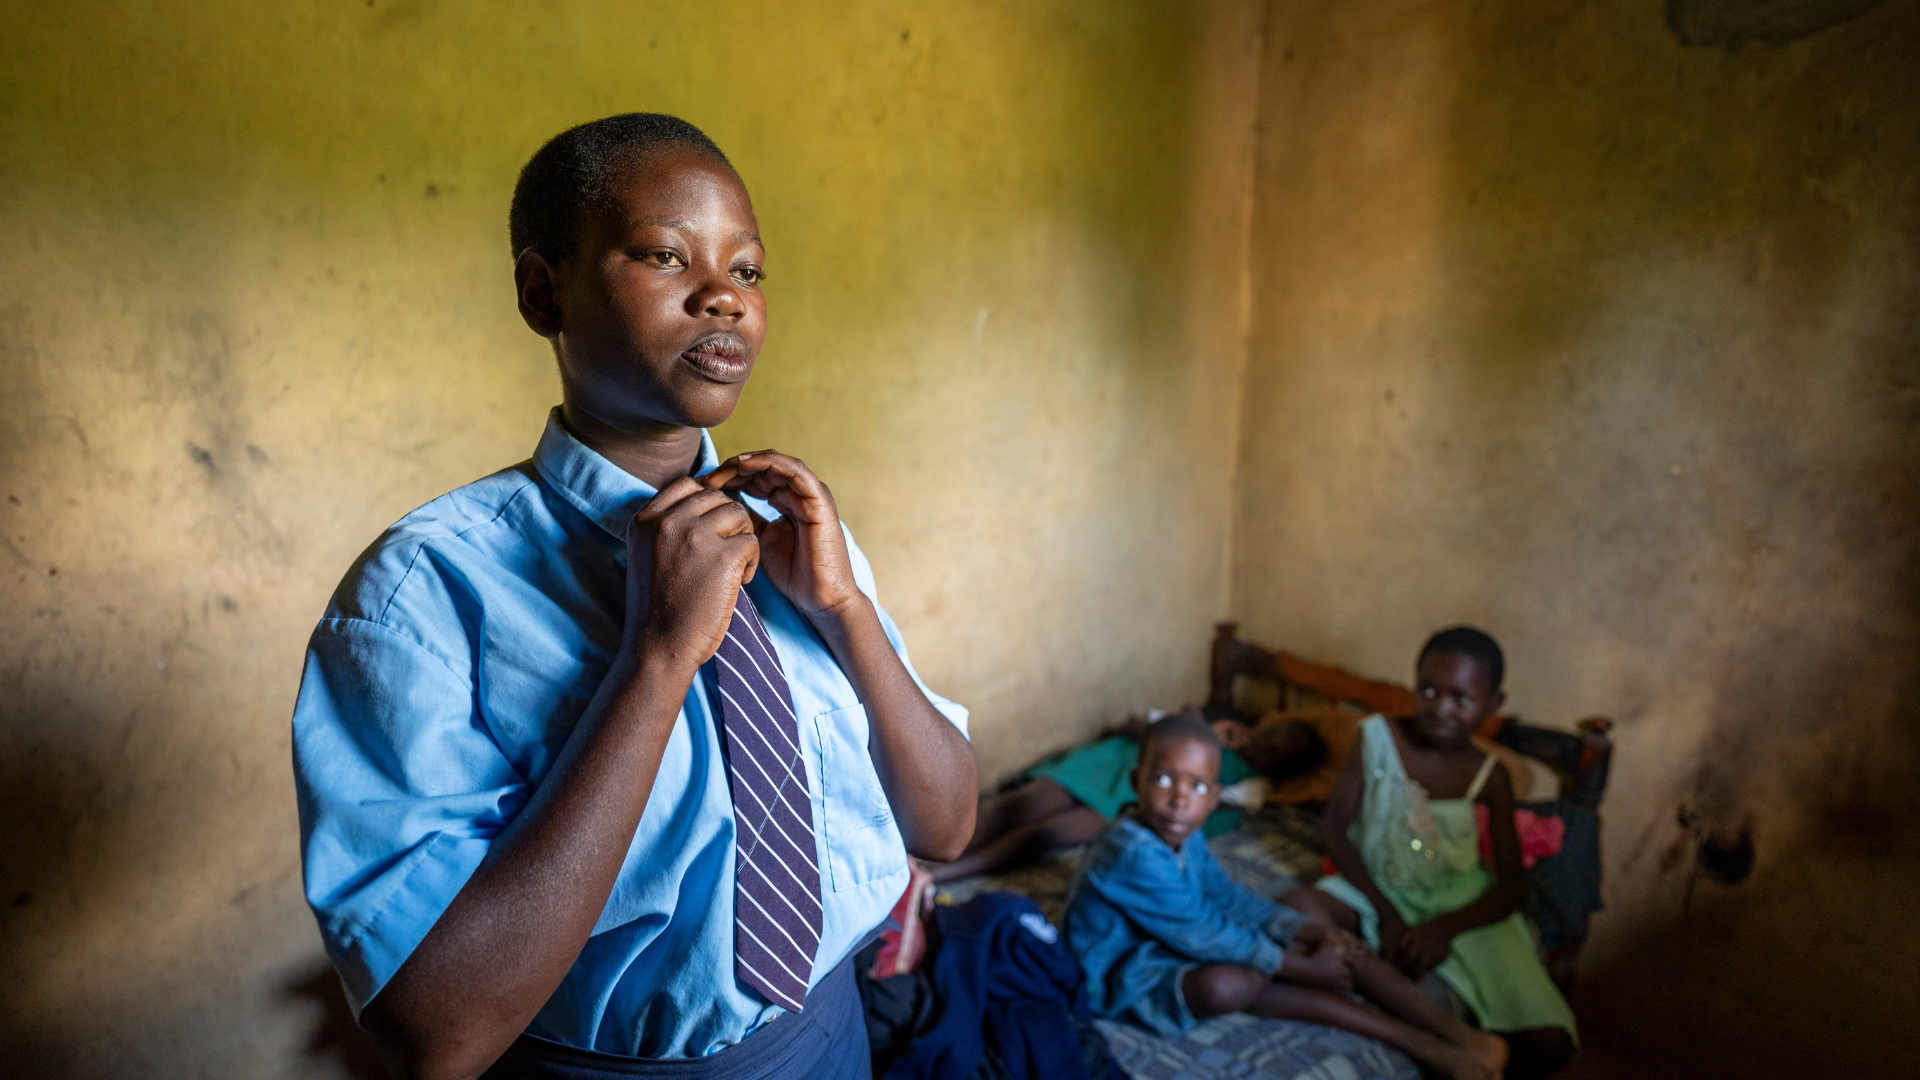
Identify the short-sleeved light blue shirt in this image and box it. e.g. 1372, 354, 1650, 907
291, 408, 968, 1059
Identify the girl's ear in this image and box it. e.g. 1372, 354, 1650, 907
515, 249, 565, 338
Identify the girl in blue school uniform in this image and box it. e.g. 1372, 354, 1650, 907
291, 115, 978, 1080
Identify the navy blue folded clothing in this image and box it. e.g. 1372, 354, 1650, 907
860, 891, 1118, 1080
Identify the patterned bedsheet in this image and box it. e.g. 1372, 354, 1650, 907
933, 806, 1420, 1080
1096, 1014, 1419, 1080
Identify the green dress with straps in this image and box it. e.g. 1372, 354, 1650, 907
1316, 715, 1577, 1039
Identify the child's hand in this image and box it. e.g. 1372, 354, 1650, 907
1211, 719, 1252, 751
706, 452, 862, 620
1377, 911, 1409, 963
1391, 921, 1455, 974
1279, 924, 1354, 992
1316, 923, 1368, 958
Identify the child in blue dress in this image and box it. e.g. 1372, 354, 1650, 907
1065, 714, 1509, 1080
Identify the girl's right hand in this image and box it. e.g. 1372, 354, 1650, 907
624, 478, 761, 673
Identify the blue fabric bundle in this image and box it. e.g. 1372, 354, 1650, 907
882, 891, 1116, 1080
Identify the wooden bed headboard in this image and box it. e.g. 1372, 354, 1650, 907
1206, 622, 1614, 807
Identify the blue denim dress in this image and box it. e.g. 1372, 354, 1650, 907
1064, 814, 1307, 1035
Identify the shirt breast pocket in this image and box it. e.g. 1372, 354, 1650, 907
813, 702, 906, 891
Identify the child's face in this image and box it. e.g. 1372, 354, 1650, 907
539, 146, 768, 431
1131, 736, 1221, 848
1411, 651, 1504, 750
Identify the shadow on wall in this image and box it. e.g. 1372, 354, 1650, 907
1562, 832, 1920, 1079
285, 964, 386, 1080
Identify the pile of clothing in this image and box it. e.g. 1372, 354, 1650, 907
855, 891, 1122, 1080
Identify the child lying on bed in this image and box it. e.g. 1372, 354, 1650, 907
1283, 628, 1578, 1080
1065, 713, 1509, 1080
927, 709, 1324, 883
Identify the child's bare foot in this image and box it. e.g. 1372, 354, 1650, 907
1459, 1029, 1509, 1076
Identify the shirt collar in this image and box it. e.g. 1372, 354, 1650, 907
531, 406, 720, 542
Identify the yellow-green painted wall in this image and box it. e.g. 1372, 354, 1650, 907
0, 3, 1262, 1074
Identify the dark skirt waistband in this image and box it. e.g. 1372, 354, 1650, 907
481, 951, 864, 1080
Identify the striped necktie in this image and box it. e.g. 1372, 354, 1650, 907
713, 587, 823, 1013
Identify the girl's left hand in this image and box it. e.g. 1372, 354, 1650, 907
705, 451, 863, 619
1393, 921, 1455, 974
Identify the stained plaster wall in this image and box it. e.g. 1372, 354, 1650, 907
1232, 0, 1918, 1073
0, 2, 1263, 1075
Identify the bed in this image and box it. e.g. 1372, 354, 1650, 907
930, 623, 1613, 1080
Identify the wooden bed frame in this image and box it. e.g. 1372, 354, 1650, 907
1205, 622, 1614, 807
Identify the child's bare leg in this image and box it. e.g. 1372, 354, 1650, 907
1180, 966, 1495, 1080
1348, 952, 1508, 1074
964, 778, 1079, 851
1248, 987, 1496, 1080
928, 804, 1104, 883
1280, 886, 1363, 934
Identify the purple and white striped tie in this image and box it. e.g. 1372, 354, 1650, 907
714, 587, 822, 1013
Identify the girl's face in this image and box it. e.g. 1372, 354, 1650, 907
536, 146, 769, 433
1411, 651, 1504, 750
1132, 736, 1222, 848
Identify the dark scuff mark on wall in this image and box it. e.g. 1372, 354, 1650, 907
1667, 0, 1886, 48
156, 311, 290, 566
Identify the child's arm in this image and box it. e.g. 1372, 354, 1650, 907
1198, 846, 1309, 939
1195, 854, 1351, 990
1318, 733, 1410, 951
1091, 845, 1287, 975
1396, 761, 1527, 972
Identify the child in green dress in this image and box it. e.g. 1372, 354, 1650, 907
1284, 628, 1578, 1079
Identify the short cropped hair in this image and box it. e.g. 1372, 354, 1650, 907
508, 113, 734, 261
1139, 711, 1222, 761
1250, 719, 1327, 782
1418, 626, 1506, 691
